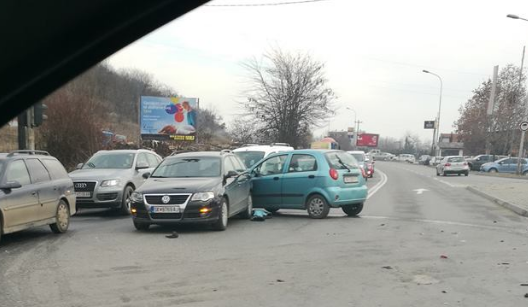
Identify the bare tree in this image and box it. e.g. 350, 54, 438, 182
242, 48, 335, 148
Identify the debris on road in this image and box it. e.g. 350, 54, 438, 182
440, 255, 448, 259
500, 240, 504, 242
381, 266, 393, 270
251, 209, 270, 221
276, 279, 285, 283
498, 262, 510, 265
442, 290, 447, 294
524, 293, 528, 298
166, 231, 179, 239
493, 221, 497, 223
380, 223, 386, 226
520, 283, 528, 286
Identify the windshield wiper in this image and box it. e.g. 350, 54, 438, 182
150, 175, 167, 178
337, 157, 351, 173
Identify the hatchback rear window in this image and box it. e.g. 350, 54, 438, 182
448, 157, 465, 163
325, 152, 358, 169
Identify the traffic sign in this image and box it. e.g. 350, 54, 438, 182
520, 121, 528, 132
424, 121, 435, 129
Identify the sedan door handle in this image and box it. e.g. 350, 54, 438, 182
308, 175, 315, 179
273, 177, 280, 181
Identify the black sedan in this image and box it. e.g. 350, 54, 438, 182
129, 151, 252, 231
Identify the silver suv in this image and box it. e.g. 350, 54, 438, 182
69, 149, 162, 214
0, 150, 76, 243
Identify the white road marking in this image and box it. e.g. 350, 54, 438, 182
413, 188, 429, 195
367, 169, 388, 199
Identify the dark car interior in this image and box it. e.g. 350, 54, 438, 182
0, 0, 209, 127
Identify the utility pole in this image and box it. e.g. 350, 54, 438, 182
356, 120, 363, 149
516, 47, 526, 175
486, 65, 499, 155
17, 110, 28, 150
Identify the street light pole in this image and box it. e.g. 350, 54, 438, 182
346, 107, 357, 149
507, 14, 528, 175
423, 70, 443, 157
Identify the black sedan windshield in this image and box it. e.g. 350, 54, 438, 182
152, 157, 221, 178
234, 151, 265, 168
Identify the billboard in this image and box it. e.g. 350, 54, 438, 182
356, 133, 379, 147
140, 96, 198, 141
424, 120, 435, 129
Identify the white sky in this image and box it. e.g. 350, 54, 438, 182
109, 0, 528, 142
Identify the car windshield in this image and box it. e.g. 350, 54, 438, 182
326, 152, 358, 169
83, 153, 135, 169
448, 157, 465, 163
349, 153, 364, 162
151, 157, 221, 178
234, 151, 266, 168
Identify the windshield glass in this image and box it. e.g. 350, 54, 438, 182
349, 153, 365, 162
234, 151, 266, 168
448, 157, 465, 163
326, 152, 358, 169
83, 153, 135, 169
151, 157, 221, 178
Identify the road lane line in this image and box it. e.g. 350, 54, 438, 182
367, 169, 388, 199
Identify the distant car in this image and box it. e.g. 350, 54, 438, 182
0, 150, 76, 243
69, 149, 162, 214
436, 156, 469, 176
467, 154, 507, 171
374, 152, 395, 161
249, 150, 368, 218
347, 150, 371, 180
129, 151, 252, 231
480, 157, 528, 175
397, 154, 416, 163
233, 143, 294, 168
418, 155, 431, 165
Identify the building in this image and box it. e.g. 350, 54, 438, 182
438, 133, 464, 156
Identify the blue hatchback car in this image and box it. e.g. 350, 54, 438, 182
480, 157, 528, 175
249, 150, 368, 218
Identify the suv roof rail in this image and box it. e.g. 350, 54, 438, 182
7, 150, 50, 157
270, 143, 290, 147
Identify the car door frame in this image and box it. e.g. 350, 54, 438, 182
222, 155, 243, 216
26, 158, 59, 221
250, 153, 290, 209
281, 153, 319, 209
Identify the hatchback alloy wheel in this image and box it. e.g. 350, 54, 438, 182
306, 195, 330, 219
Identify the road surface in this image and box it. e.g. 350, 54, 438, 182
1, 161, 528, 306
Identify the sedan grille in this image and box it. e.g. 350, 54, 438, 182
145, 194, 190, 205
150, 213, 182, 220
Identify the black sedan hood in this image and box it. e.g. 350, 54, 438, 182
137, 177, 221, 194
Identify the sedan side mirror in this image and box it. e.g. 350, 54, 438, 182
136, 162, 149, 170
76, 163, 83, 169
0, 181, 22, 190
142, 172, 151, 179
499, 161, 503, 165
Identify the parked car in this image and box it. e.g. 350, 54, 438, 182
129, 151, 251, 231
373, 152, 395, 161
467, 154, 507, 171
397, 154, 416, 163
250, 150, 368, 218
347, 150, 371, 180
0, 150, 76, 243
69, 149, 162, 214
418, 155, 431, 165
233, 143, 294, 168
436, 156, 469, 176
480, 157, 528, 175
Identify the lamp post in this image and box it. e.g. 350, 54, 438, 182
346, 107, 358, 149
422, 70, 443, 157
507, 13, 528, 175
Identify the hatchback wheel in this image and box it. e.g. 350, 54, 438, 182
212, 198, 228, 231
120, 185, 134, 215
238, 195, 253, 219
342, 203, 363, 216
50, 200, 70, 234
465, 171, 469, 177
489, 168, 498, 173
306, 195, 330, 219
133, 220, 150, 231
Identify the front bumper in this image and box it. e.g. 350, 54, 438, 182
131, 198, 222, 224
74, 181, 124, 208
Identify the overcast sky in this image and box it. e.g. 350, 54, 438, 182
109, 0, 528, 142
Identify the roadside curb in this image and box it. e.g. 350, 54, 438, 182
466, 186, 528, 217
473, 172, 528, 181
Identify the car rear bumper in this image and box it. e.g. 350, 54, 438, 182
325, 185, 368, 207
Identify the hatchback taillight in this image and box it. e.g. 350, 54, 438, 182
445, 163, 451, 167
329, 168, 339, 180
360, 167, 367, 178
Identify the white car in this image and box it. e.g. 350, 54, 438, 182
436, 156, 469, 176
234, 143, 294, 168
397, 154, 416, 163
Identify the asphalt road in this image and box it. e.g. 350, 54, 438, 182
2, 162, 528, 307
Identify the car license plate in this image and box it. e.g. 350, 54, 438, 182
151, 206, 180, 213
75, 192, 91, 198
344, 176, 358, 183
